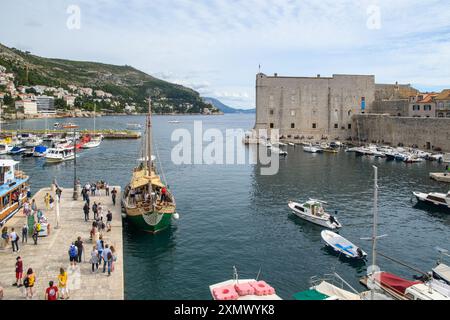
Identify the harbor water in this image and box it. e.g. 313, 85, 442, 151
3, 114, 449, 299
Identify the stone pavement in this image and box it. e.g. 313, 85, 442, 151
0, 186, 123, 300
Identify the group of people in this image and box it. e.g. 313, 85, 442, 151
10, 255, 68, 300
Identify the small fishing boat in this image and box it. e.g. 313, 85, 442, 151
126, 123, 143, 130
45, 147, 75, 163
270, 146, 288, 156
321, 230, 367, 259
288, 199, 341, 229
209, 267, 282, 301
413, 191, 450, 210
404, 155, 424, 163
33, 145, 48, 157
303, 145, 322, 153
0, 143, 13, 155
81, 136, 102, 149
8, 146, 26, 155
288, 143, 295, 146
23, 136, 43, 148
54, 122, 79, 129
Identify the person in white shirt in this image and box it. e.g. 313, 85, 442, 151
9, 228, 19, 252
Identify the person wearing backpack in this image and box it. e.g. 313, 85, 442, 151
102, 244, 112, 275
68, 243, 78, 268
83, 202, 90, 222
23, 268, 35, 299
9, 228, 19, 252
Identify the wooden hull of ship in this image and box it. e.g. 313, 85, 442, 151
124, 204, 175, 233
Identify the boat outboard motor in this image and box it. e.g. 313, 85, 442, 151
356, 248, 364, 258
329, 215, 337, 225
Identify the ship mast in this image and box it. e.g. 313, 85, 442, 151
147, 97, 152, 174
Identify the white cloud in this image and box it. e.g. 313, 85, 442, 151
0, 0, 449, 108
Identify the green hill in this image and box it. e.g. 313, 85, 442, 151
0, 43, 214, 114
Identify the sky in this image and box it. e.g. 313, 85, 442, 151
1, 0, 449, 109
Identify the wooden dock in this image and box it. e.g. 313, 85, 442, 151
0, 187, 124, 300
430, 172, 450, 183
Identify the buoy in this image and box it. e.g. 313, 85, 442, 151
173, 212, 180, 220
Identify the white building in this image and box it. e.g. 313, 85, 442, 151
15, 100, 38, 115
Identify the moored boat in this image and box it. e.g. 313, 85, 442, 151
122, 98, 177, 233
0, 160, 29, 225
321, 230, 367, 259
288, 199, 342, 229
303, 144, 322, 153
413, 191, 450, 210
45, 147, 75, 163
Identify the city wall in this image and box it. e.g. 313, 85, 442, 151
352, 114, 450, 151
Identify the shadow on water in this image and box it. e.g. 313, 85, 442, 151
412, 202, 450, 225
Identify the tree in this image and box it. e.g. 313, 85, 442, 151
3, 94, 14, 107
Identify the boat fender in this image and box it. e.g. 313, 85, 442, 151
173, 213, 180, 220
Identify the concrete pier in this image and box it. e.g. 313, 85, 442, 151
0, 187, 123, 300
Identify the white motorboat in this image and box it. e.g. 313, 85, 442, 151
126, 123, 143, 130
32, 145, 48, 157
0, 143, 13, 155
82, 136, 102, 149
288, 143, 295, 146
321, 230, 367, 259
288, 199, 342, 229
23, 136, 43, 148
271, 146, 288, 156
404, 155, 424, 163
303, 145, 322, 153
45, 147, 75, 163
413, 191, 450, 210
429, 154, 444, 161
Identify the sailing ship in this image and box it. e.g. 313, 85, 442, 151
122, 98, 177, 233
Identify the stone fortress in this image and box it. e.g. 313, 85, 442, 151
254, 72, 450, 151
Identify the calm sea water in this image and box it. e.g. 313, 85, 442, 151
3, 114, 449, 299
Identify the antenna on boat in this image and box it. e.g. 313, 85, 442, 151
233, 266, 239, 284
147, 97, 152, 173
360, 166, 388, 300
256, 267, 262, 281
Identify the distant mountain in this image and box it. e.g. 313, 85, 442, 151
0, 43, 215, 114
202, 97, 255, 114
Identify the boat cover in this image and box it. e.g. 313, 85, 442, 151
378, 272, 421, 294
130, 169, 164, 189
315, 281, 361, 300
34, 146, 47, 153
293, 289, 328, 300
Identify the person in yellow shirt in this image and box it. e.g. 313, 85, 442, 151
24, 268, 36, 299
58, 267, 69, 300
44, 193, 51, 210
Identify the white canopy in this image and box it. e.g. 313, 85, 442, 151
0, 160, 19, 167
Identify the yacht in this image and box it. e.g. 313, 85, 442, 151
288, 199, 342, 229
303, 144, 322, 153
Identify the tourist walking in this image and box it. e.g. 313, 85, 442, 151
83, 202, 90, 221
106, 210, 113, 232
49, 195, 54, 209
90, 246, 99, 272
23, 268, 35, 299
102, 244, 112, 275
58, 267, 69, 299
56, 187, 62, 200
111, 187, 117, 206
105, 183, 110, 196
44, 193, 51, 210
13, 256, 23, 287
98, 217, 106, 234
91, 184, 96, 196
97, 202, 103, 220
31, 199, 37, 215
68, 243, 78, 268
21, 223, 28, 244
96, 236, 104, 265
23, 200, 30, 216
45, 281, 59, 301
9, 228, 19, 252
110, 245, 117, 273
85, 192, 90, 207
92, 202, 98, 220
75, 236, 84, 263
32, 223, 39, 245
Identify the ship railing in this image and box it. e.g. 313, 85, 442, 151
310, 273, 359, 294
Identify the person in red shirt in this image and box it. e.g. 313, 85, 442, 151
45, 281, 59, 301
161, 187, 167, 205
13, 256, 23, 287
